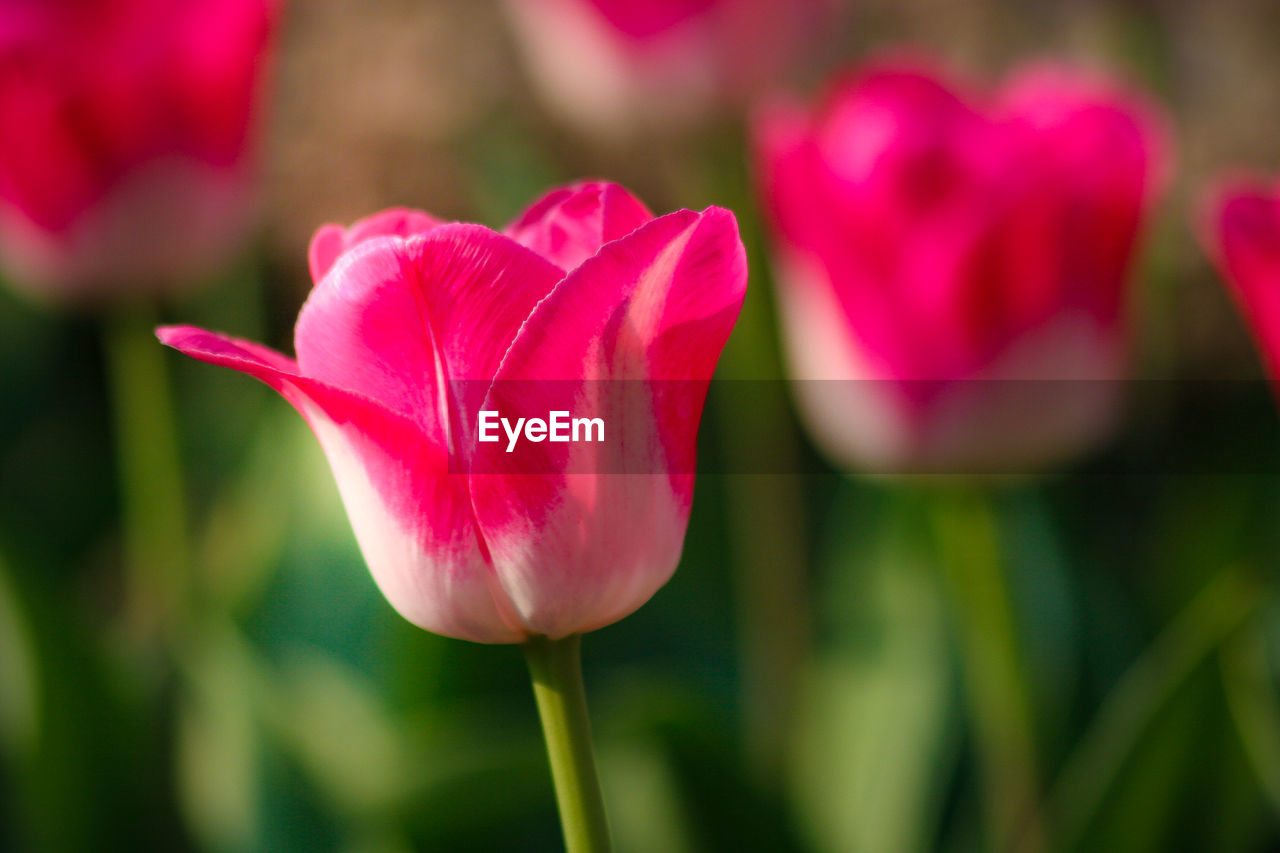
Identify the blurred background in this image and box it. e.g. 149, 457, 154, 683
2, 0, 1280, 851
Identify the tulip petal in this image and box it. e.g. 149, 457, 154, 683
999, 66, 1167, 321
754, 97, 824, 254
1206, 182, 1280, 382
756, 64, 1001, 379
156, 325, 522, 643
294, 225, 566, 445
504, 180, 654, 271
471, 207, 746, 637
308, 207, 444, 283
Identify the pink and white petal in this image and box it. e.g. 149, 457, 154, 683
470, 207, 746, 638
156, 325, 522, 643
308, 207, 444, 283
294, 226, 564, 443
398, 225, 566, 383
494, 207, 747, 385
504, 180, 653, 271
295, 236, 446, 437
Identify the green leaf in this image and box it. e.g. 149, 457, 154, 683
1222, 620, 1280, 815
793, 490, 956, 853
1048, 568, 1264, 850
176, 624, 263, 853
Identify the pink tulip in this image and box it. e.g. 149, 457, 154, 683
0, 0, 277, 299
503, 0, 833, 135
1200, 176, 1280, 392
158, 182, 747, 642
754, 57, 1168, 472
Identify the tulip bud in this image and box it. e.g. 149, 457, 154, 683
1200, 176, 1280, 394
754, 57, 1168, 473
159, 182, 747, 642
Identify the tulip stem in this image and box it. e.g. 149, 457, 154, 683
929, 487, 1046, 853
524, 634, 613, 853
103, 301, 190, 641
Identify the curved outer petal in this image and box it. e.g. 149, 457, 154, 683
1201, 178, 1280, 386
294, 225, 566, 447
308, 207, 444, 283
753, 97, 827, 266
755, 63, 1000, 379
155, 325, 521, 643
997, 65, 1170, 323
504, 180, 653, 271
469, 207, 747, 637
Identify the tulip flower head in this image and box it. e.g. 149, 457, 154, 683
1200, 176, 1280, 394
755, 57, 1168, 473
159, 182, 747, 642
0, 0, 277, 299
504, 0, 832, 136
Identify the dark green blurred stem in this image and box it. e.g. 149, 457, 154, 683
103, 302, 189, 641
719, 420, 810, 789
928, 487, 1046, 853
727, 471, 808, 780
704, 117, 812, 789
1049, 568, 1261, 851
523, 635, 613, 853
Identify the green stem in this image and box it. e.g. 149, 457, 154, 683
928, 486, 1045, 853
103, 301, 190, 641
718, 406, 810, 788
706, 123, 812, 788
524, 634, 613, 853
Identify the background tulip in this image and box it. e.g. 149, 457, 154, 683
503, 0, 833, 136
1201, 176, 1280, 391
0, 0, 276, 299
755, 57, 1168, 473
159, 181, 747, 643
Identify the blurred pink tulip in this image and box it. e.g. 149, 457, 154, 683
159, 182, 747, 642
755, 57, 1168, 472
504, 0, 833, 135
0, 0, 277, 300
1200, 176, 1280, 393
